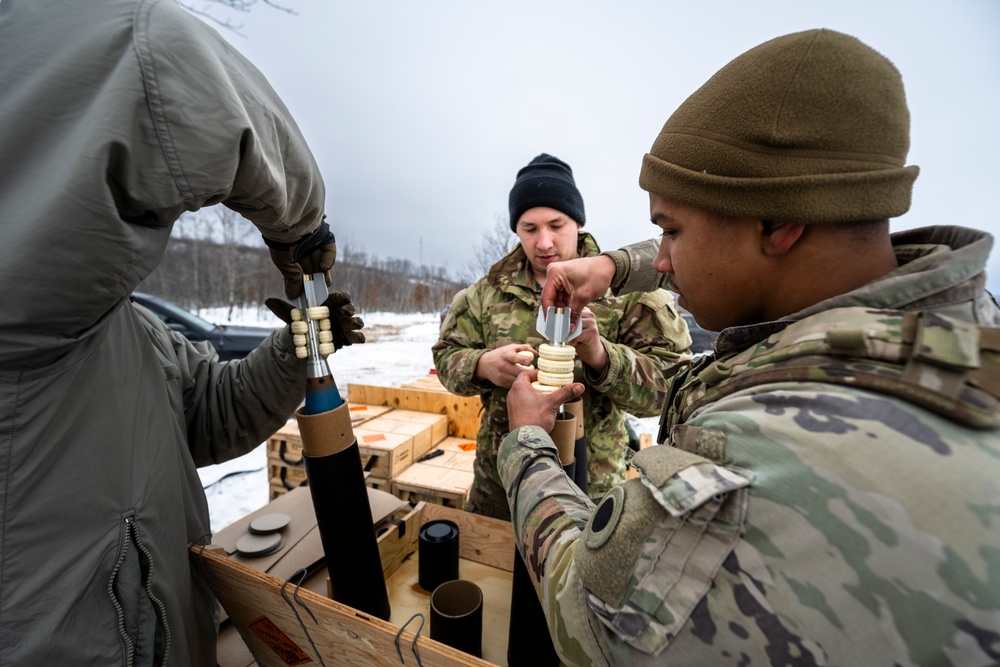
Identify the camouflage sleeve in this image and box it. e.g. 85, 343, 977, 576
498, 426, 606, 664
602, 238, 671, 296
500, 426, 754, 666
431, 285, 492, 397
586, 289, 692, 418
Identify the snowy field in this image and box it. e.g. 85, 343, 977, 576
197, 307, 658, 533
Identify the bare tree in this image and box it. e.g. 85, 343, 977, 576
214, 207, 257, 319
459, 213, 516, 283
175, 0, 296, 32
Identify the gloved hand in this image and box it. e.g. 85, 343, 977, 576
264, 219, 337, 300
265, 291, 366, 350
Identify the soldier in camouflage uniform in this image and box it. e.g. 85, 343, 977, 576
499, 30, 1000, 666
434, 153, 691, 520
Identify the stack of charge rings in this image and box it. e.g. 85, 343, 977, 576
290, 305, 335, 359
531, 343, 576, 393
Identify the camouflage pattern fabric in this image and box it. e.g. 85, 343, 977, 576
499, 226, 1000, 666
433, 232, 691, 520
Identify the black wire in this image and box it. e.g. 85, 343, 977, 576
202, 466, 266, 491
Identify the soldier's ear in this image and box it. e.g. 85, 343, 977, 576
760, 221, 805, 256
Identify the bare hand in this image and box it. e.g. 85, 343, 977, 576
569, 307, 607, 371
507, 370, 585, 432
474, 343, 536, 388
541, 255, 615, 314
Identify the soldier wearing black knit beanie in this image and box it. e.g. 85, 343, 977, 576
508, 153, 586, 231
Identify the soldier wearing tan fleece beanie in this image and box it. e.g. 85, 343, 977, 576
500, 26, 1000, 667
640, 28, 920, 224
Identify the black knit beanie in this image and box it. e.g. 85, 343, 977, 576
508, 153, 586, 231
639, 29, 920, 223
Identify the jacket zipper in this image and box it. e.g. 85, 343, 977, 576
106, 516, 173, 666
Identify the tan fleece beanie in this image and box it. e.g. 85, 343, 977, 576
639, 29, 920, 223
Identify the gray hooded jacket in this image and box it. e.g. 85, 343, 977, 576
0, 0, 323, 663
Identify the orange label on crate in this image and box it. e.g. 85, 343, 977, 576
458, 441, 476, 451
349, 406, 368, 411
248, 615, 312, 665
362, 433, 387, 443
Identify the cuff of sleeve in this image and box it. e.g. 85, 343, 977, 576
585, 340, 624, 394
602, 250, 630, 294
272, 327, 303, 363
498, 426, 558, 489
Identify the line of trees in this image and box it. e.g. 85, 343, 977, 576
139, 208, 467, 316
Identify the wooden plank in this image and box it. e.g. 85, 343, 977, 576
193, 546, 496, 667
418, 505, 516, 573
349, 383, 482, 440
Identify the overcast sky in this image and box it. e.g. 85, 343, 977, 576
212, 1, 1000, 293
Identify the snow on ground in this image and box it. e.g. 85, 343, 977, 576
197, 307, 658, 533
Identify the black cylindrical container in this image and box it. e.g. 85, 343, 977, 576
507, 549, 560, 666
430, 579, 483, 658
419, 519, 460, 592
304, 441, 391, 620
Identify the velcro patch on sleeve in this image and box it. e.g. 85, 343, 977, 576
631, 445, 751, 516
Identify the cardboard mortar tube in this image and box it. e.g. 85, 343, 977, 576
294, 401, 355, 457
551, 412, 577, 465
564, 396, 585, 440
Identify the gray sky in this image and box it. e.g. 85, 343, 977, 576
218, 1, 1000, 293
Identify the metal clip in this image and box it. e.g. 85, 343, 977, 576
394, 613, 425, 666
281, 569, 327, 667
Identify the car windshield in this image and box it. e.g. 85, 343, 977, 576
150, 298, 217, 334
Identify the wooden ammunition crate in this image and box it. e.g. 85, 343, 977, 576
348, 403, 394, 425
392, 462, 474, 509
365, 475, 394, 495
435, 436, 478, 455
267, 452, 307, 485
199, 503, 515, 667
359, 412, 448, 460
355, 429, 414, 480
350, 378, 482, 440
387, 409, 449, 452
265, 404, 395, 462
417, 448, 475, 473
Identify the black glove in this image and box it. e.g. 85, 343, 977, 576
264, 219, 337, 300
265, 291, 365, 350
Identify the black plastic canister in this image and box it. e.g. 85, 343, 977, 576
418, 519, 460, 592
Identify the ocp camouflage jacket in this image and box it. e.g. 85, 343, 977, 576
433, 232, 691, 519
499, 225, 1000, 666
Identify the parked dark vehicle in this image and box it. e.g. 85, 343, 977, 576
131, 292, 275, 361
680, 309, 717, 354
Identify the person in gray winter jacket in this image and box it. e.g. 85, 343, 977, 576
0, 1, 353, 664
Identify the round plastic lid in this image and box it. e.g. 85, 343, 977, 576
248, 513, 291, 535
236, 532, 282, 557
420, 520, 458, 542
